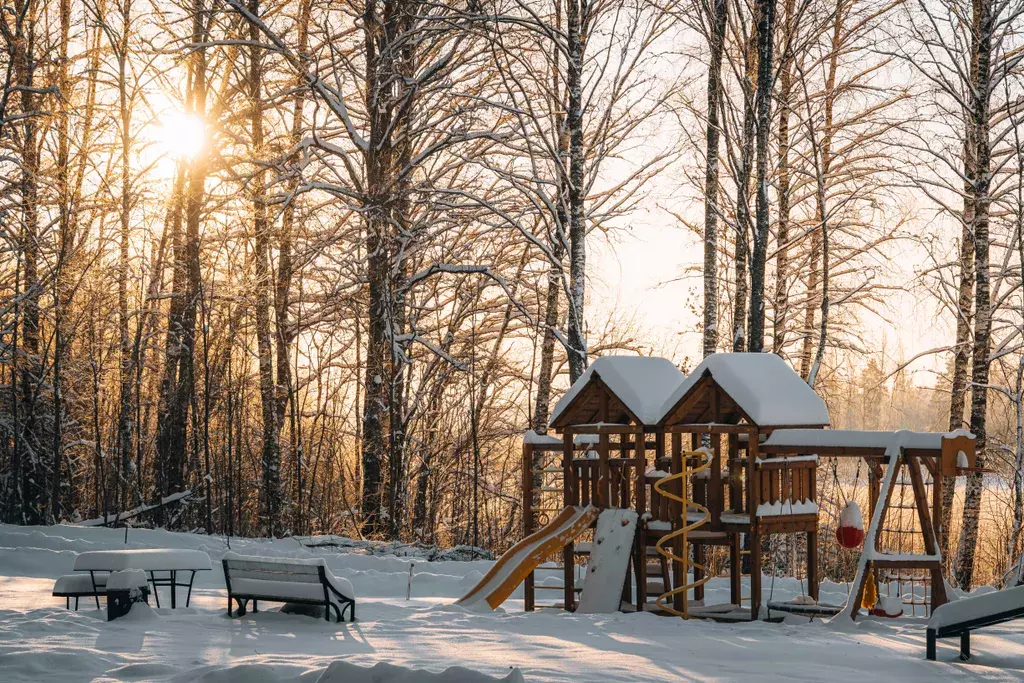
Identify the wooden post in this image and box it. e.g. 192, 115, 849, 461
748, 427, 761, 620
807, 530, 818, 601
599, 392, 611, 509
671, 432, 684, 613
562, 430, 575, 611
523, 440, 535, 611
635, 426, 647, 611
730, 532, 742, 605
693, 543, 705, 602
728, 434, 741, 511
808, 459, 818, 601
711, 433, 722, 526
906, 453, 948, 610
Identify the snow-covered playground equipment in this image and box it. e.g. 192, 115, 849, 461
504, 352, 979, 621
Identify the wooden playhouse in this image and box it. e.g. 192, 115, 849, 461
521, 353, 977, 620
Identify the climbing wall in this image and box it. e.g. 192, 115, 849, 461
577, 509, 639, 614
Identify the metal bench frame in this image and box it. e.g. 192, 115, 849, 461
926, 604, 1024, 661
222, 559, 355, 623
53, 586, 104, 610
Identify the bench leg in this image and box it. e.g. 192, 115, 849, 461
90, 572, 101, 610
926, 629, 936, 661
149, 572, 160, 609
960, 631, 971, 661
185, 571, 196, 607
252, 600, 257, 613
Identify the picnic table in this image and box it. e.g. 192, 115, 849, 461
73, 549, 212, 608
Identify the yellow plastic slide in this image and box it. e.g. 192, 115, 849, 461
456, 505, 599, 610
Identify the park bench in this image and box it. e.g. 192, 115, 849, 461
926, 585, 1024, 661
53, 573, 108, 610
222, 552, 355, 623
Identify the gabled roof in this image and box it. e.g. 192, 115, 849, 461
549, 356, 686, 428
659, 353, 830, 427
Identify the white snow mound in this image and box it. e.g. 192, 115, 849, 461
318, 661, 525, 683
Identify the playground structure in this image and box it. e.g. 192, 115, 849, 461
506, 353, 979, 621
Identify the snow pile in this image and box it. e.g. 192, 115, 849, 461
299, 536, 492, 562
106, 569, 148, 590
74, 548, 212, 571
957, 450, 969, 468
523, 430, 562, 446
318, 661, 525, 683
5, 522, 1024, 681
764, 429, 947, 451
839, 501, 863, 531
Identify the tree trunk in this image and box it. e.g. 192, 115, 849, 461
115, 0, 135, 516
566, 0, 588, 382
943, 5, 980, 561
747, 0, 777, 353
773, 0, 794, 356
703, 0, 728, 358
155, 0, 207, 515
248, 0, 283, 537
278, 0, 311, 535
14, 0, 46, 523
733, 33, 756, 353
955, 0, 993, 590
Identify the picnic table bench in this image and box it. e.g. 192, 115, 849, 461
72, 549, 212, 608
222, 552, 356, 622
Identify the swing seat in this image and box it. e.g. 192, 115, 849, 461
767, 600, 843, 618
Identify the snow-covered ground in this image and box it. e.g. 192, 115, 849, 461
1, 524, 1022, 681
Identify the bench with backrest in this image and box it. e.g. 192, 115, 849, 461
53, 573, 108, 610
222, 552, 355, 623
926, 585, 1024, 661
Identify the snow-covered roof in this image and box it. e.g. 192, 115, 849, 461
762, 428, 952, 451
549, 356, 686, 427
659, 353, 830, 427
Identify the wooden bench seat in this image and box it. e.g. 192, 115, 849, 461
222, 553, 355, 623
53, 573, 108, 610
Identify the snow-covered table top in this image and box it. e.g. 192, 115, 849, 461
73, 549, 212, 572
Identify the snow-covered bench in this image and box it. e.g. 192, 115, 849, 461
53, 573, 108, 610
222, 553, 355, 623
926, 585, 1024, 661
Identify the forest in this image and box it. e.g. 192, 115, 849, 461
2, 0, 1023, 591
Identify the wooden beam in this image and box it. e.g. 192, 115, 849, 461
562, 431, 575, 612
599, 388, 610, 509
635, 426, 647, 612
522, 440, 535, 612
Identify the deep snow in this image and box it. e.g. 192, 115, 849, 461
1, 523, 1022, 681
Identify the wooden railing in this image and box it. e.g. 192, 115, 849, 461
756, 457, 816, 508
570, 458, 632, 509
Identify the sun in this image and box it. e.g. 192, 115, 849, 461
156, 111, 205, 159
